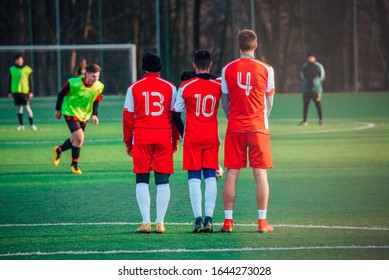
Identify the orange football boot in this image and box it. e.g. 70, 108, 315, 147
221, 219, 234, 233
258, 219, 273, 233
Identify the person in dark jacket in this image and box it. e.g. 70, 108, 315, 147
299, 53, 326, 126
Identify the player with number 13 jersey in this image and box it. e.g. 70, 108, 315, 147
123, 56, 178, 175
123, 52, 180, 234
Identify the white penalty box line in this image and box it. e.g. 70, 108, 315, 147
1, 245, 389, 257
0, 119, 376, 145
1, 222, 388, 257
1, 222, 388, 231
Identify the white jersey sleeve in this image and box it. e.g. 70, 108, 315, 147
266, 66, 275, 95
172, 87, 186, 113
124, 86, 135, 112
221, 66, 229, 95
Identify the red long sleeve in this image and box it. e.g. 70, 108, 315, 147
123, 109, 134, 149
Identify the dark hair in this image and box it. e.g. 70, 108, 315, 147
237, 29, 258, 52
14, 53, 23, 60
86, 64, 101, 73
180, 71, 195, 81
194, 49, 211, 70
142, 52, 162, 72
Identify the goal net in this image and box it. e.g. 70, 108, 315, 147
0, 44, 136, 96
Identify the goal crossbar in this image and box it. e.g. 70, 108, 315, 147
0, 44, 137, 92
0, 44, 135, 51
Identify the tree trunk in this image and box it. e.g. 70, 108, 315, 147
194, 0, 201, 51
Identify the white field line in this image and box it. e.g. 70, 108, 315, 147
271, 120, 375, 136
0, 138, 121, 145
0, 120, 375, 145
1, 245, 389, 257
1, 222, 388, 231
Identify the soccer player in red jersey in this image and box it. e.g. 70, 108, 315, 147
123, 52, 179, 233
221, 29, 275, 233
173, 50, 221, 233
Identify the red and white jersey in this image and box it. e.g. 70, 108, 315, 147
173, 74, 221, 149
123, 72, 177, 144
221, 56, 275, 133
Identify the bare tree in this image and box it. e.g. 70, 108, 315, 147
193, 0, 201, 51
0, 0, 387, 95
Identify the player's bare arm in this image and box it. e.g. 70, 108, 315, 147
222, 93, 230, 118
266, 95, 274, 117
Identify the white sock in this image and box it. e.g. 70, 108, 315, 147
204, 177, 217, 217
258, 210, 267, 220
155, 183, 170, 224
224, 210, 233, 219
188, 178, 202, 218
136, 183, 150, 224
25, 105, 34, 118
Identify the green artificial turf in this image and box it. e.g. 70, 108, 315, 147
0, 92, 388, 260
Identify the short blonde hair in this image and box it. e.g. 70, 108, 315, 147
237, 29, 258, 52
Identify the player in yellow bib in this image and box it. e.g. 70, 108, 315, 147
8, 54, 37, 131
52, 64, 104, 174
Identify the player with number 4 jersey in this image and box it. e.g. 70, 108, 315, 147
222, 57, 275, 134
221, 29, 275, 234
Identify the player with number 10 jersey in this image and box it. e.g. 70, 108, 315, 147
173, 72, 221, 170
172, 49, 221, 233
174, 76, 221, 145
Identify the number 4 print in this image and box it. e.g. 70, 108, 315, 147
237, 72, 252, 96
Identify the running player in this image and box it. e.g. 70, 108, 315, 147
173, 49, 221, 233
221, 29, 275, 233
52, 64, 104, 175
123, 52, 179, 234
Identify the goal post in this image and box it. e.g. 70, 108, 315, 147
0, 44, 137, 96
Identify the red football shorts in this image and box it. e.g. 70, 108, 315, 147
224, 132, 272, 169
183, 146, 219, 170
132, 143, 174, 174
